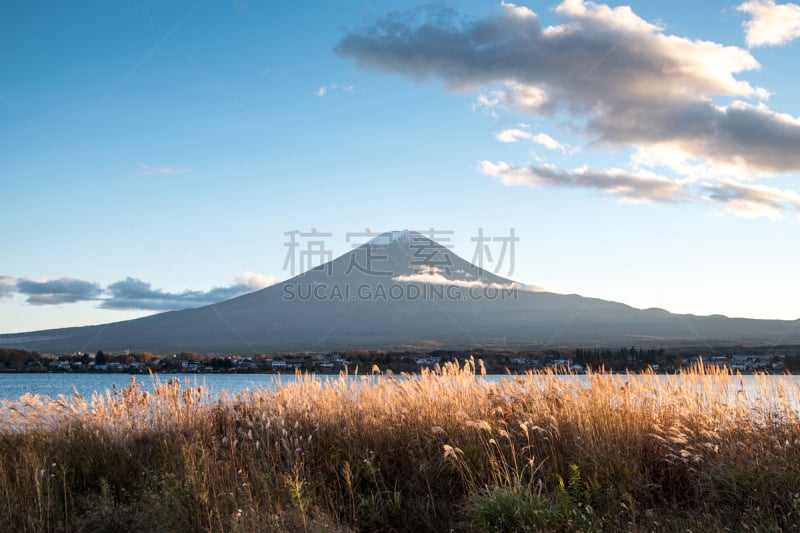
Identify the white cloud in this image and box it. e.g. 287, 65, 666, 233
472, 90, 502, 115
233, 271, 278, 290
139, 163, 191, 176
335, 0, 797, 169
738, 0, 800, 47
484, 82, 552, 114
338, 0, 768, 104
629, 145, 750, 183
496, 128, 566, 151
520, 283, 561, 293
555, 0, 660, 32
393, 266, 519, 290
316, 83, 355, 97
337, 0, 800, 218
501, 1, 536, 19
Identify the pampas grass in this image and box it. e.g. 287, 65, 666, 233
2, 359, 800, 531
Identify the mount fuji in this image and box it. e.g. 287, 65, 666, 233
2, 230, 798, 354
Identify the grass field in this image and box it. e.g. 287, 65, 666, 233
2, 359, 799, 532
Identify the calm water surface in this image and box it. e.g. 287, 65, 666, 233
0, 373, 333, 401
1, 373, 799, 403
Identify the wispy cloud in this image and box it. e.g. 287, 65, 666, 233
738, 0, 800, 47
482, 159, 800, 219
316, 83, 355, 97
704, 179, 800, 220
480, 161, 687, 203
495, 128, 566, 151
472, 90, 504, 117
138, 163, 191, 175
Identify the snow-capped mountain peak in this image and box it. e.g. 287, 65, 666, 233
365, 229, 421, 247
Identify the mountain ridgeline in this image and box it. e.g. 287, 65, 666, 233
2, 230, 798, 354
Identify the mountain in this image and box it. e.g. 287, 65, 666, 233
2, 230, 799, 354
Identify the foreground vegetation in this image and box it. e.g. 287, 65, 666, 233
2, 360, 800, 532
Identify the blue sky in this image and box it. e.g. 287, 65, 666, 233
2, 0, 800, 334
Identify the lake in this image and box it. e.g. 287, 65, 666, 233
1, 372, 799, 403
0, 373, 325, 401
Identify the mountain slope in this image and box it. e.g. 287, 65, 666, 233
2, 230, 798, 353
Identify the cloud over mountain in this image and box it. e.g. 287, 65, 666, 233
392, 265, 518, 290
